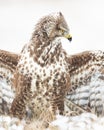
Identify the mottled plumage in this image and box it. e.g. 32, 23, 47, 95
0, 49, 19, 85
11, 12, 72, 119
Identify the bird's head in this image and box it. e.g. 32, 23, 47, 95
35, 12, 72, 42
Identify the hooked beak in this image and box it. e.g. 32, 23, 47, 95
64, 34, 72, 42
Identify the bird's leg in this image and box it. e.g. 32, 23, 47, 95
50, 93, 64, 115
11, 75, 32, 119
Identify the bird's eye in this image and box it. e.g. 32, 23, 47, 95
59, 29, 64, 34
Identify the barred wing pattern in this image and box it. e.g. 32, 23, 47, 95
66, 50, 104, 116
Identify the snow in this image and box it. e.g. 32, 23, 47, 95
0, 113, 104, 130
0, 116, 25, 130
50, 113, 104, 130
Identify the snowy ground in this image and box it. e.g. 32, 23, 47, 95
1, 113, 104, 130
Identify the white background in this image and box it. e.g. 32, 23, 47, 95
0, 0, 104, 54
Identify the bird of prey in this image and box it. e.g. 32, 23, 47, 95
10, 12, 72, 120
0, 12, 104, 120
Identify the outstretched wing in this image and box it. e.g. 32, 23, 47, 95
0, 49, 20, 115
66, 50, 104, 116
